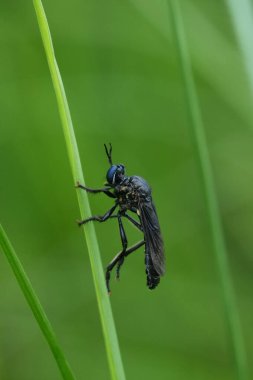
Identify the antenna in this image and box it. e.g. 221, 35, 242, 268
104, 143, 113, 165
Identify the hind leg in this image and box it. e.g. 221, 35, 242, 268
106, 240, 145, 293
106, 213, 127, 292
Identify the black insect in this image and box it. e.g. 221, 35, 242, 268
76, 144, 165, 293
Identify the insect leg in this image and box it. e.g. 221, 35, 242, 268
77, 203, 118, 226
76, 181, 116, 198
115, 213, 128, 279
124, 213, 143, 231
116, 239, 146, 278
106, 252, 124, 293
125, 240, 145, 257
106, 213, 143, 280
105, 213, 128, 292
129, 207, 138, 213
105, 240, 145, 293
109, 214, 143, 231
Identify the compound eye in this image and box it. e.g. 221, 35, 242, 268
106, 165, 117, 184
118, 164, 125, 174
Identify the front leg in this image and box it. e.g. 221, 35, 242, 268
76, 181, 116, 198
77, 203, 118, 226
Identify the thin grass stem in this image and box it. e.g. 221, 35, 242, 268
167, 1, 248, 379
0, 224, 76, 380
33, 1, 126, 380
226, 0, 253, 99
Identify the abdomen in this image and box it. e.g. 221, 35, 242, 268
145, 252, 160, 289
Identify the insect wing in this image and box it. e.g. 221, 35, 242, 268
139, 200, 165, 276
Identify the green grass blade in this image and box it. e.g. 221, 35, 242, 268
226, 0, 253, 98
167, 1, 249, 380
0, 224, 76, 380
33, 1, 126, 380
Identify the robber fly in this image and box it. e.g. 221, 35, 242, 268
76, 144, 165, 293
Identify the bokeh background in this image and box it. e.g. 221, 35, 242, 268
0, 1, 253, 379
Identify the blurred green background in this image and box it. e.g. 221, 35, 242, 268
0, 1, 253, 379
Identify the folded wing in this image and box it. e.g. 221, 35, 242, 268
139, 200, 165, 276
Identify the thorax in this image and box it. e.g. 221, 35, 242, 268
114, 176, 151, 210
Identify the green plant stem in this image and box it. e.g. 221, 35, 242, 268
226, 0, 253, 99
33, 1, 126, 380
168, 1, 248, 380
0, 224, 76, 380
